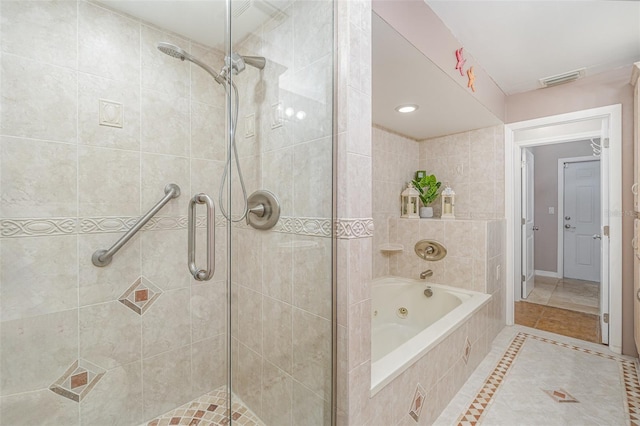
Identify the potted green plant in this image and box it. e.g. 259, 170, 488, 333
411, 174, 442, 218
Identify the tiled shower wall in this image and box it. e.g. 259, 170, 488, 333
0, 2, 230, 424
228, 1, 335, 424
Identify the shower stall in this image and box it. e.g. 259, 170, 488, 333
0, 1, 335, 424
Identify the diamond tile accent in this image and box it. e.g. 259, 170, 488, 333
49, 359, 105, 402
456, 332, 640, 425
118, 276, 162, 315
463, 337, 472, 364
544, 388, 579, 403
408, 383, 426, 422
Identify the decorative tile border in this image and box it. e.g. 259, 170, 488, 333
2, 216, 376, 239
49, 359, 105, 402
456, 332, 640, 425
335, 218, 374, 239
1, 218, 77, 237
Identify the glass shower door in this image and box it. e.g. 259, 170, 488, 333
227, 0, 335, 424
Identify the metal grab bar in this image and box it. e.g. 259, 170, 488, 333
92, 184, 181, 267
188, 193, 215, 281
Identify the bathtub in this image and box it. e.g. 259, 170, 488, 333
371, 276, 491, 394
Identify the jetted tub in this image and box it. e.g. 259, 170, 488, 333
371, 276, 491, 394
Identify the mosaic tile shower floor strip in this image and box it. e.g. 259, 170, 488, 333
449, 329, 639, 425
145, 388, 264, 426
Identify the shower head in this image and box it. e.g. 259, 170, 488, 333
157, 42, 191, 61
157, 42, 226, 85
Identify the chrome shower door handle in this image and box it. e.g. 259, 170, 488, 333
188, 193, 215, 281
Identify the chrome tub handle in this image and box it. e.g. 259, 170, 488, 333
188, 193, 215, 281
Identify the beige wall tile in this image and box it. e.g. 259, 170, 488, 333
78, 233, 141, 306
348, 299, 371, 370
292, 380, 331, 426
234, 343, 263, 419
293, 1, 332, 71
142, 345, 191, 420
349, 237, 372, 305
79, 301, 141, 370
1, 55, 77, 142
292, 308, 331, 400
78, 73, 141, 151
80, 361, 143, 426
293, 137, 332, 218
78, 146, 141, 217
263, 296, 292, 374
191, 101, 225, 161
78, 2, 140, 83
141, 25, 189, 98
1, 137, 77, 218
0, 388, 79, 426
140, 154, 189, 217
262, 147, 294, 216
191, 281, 226, 343
142, 288, 190, 358
141, 229, 189, 291
1, 310, 78, 395
293, 236, 332, 319
262, 232, 293, 304
261, 361, 293, 425
141, 88, 189, 157
1, 235, 78, 321
191, 335, 226, 397
237, 285, 263, 355
233, 229, 262, 291
189, 44, 226, 107
1, 0, 77, 68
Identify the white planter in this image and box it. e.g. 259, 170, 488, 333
419, 206, 433, 218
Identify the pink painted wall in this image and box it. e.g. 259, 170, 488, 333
506, 66, 636, 356
372, 0, 506, 122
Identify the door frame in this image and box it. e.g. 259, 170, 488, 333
557, 155, 601, 280
505, 104, 622, 354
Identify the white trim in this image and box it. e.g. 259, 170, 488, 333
534, 269, 562, 279
557, 155, 599, 281
505, 104, 622, 354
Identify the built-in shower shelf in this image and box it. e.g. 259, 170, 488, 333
379, 244, 404, 253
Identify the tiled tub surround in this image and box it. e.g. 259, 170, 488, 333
0, 1, 336, 426
371, 277, 491, 394
368, 298, 494, 425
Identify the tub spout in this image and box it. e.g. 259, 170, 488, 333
420, 269, 433, 279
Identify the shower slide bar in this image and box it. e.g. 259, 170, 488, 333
92, 183, 181, 267
188, 193, 215, 281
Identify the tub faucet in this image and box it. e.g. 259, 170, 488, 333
420, 269, 433, 279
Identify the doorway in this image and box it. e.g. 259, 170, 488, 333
505, 104, 622, 353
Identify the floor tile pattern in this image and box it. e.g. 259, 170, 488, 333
515, 301, 600, 343
145, 388, 264, 426
543, 388, 579, 403
455, 332, 639, 425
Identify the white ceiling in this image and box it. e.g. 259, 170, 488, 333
426, 0, 640, 95
372, 13, 502, 140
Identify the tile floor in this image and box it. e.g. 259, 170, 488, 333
515, 301, 601, 343
435, 325, 639, 426
144, 388, 264, 426
526, 275, 599, 315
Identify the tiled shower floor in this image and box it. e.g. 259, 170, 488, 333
145, 388, 264, 426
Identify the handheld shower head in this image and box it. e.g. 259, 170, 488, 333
157, 42, 191, 61
156, 42, 226, 85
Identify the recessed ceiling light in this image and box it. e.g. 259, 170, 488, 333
396, 104, 418, 113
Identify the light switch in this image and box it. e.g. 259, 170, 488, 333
548, 207, 555, 214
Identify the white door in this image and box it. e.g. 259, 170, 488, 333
563, 160, 601, 281
522, 148, 535, 298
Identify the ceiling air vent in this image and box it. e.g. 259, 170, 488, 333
539, 68, 586, 88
